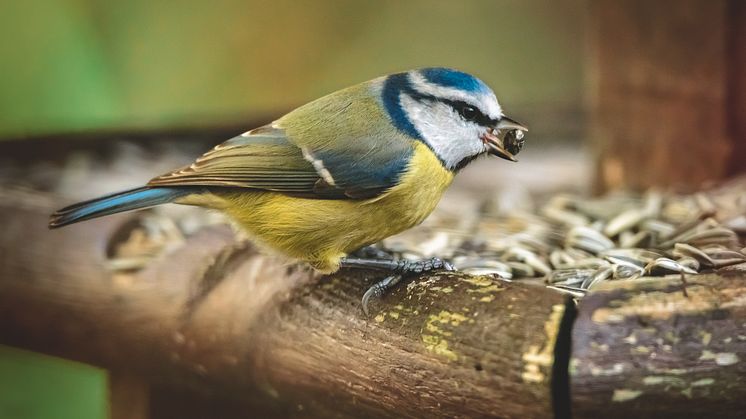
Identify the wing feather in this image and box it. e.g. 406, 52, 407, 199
149, 82, 416, 199
148, 125, 396, 199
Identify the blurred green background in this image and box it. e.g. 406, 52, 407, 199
0, 346, 107, 419
0, 1, 584, 418
0, 0, 584, 139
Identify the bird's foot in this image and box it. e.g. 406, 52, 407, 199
339, 256, 454, 274
339, 256, 455, 315
392, 257, 455, 275
361, 275, 401, 316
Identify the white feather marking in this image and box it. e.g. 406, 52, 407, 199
301, 147, 336, 186
400, 93, 487, 170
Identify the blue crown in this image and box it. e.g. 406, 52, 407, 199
419, 67, 489, 94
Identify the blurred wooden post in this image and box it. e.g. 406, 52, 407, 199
588, 0, 745, 192
109, 374, 149, 419
727, 0, 746, 175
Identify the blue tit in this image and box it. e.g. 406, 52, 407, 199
50, 68, 527, 303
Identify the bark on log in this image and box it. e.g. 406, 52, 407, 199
0, 193, 566, 418
571, 273, 746, 419
2, 187, 746, 418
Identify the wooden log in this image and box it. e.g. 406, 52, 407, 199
571, 273, 746, 419
2, 186, 745, 417
0, 191, 566, 418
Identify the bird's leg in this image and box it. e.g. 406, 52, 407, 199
339, 256, 455, 315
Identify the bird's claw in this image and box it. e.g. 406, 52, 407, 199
361, 257, 454, 316
362, 275, 401, 317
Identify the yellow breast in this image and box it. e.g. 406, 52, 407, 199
210, 142, 454, 272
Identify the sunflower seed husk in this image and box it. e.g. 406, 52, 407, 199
672, 243, 715, 268
504, 247, 552, 275
677, 256, 700, 271
695, 193, 717, 215
700, 247, 745, 260
542, 206, 590, 227
644, 257, 698, 275
619, 230, 652, 249
570, 257, 610, 270
546, 285, 586, 298
549, 249, 575, 269
641, 219, 676, 237
452, 256, 514, 279
566, 226, 615, 254
604, 208, 648, 237
546, 268, 596, 286
582, 266, 613, 289
601, 248, 662, 263
377, 177, 746, 297
614, 264, 644, 279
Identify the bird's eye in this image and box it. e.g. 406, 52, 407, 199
459, 105, 478, 121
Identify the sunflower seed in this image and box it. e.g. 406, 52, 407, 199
618, 230, 652, 248
644, 257, 698, 275
582, 266, 613, 288
672, 243, 714, 268
542, 206, 590, 227
504, 247, 552, 275
677, 256, 700, 271
546, 268, 596, 286
604, 208, 648, 237
546, 285, 587, 298
549, 249, 575, 269
614, 264, 644, 279
566, 226, 615, 254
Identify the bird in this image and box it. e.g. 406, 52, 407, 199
49, 67, 527, 312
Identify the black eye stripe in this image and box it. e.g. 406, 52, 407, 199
405, 88, 497, 127
441, 99, 496, 126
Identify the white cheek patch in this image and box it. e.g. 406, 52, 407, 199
400, 94, 487, 170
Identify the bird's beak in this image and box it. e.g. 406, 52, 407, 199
481, 116, 528, 162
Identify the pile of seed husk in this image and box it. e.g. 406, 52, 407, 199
380, 177, 746, 297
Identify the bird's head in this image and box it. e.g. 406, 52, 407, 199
380, 67, 527, 171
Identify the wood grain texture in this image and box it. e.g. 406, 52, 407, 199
571, 273, 746, 419
0, 192, 565, 418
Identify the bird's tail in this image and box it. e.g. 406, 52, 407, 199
49, 186, 196, 228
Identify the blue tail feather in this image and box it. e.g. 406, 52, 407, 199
49, 186, 195, 228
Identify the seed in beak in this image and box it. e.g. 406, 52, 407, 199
504, 129, 525, 156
